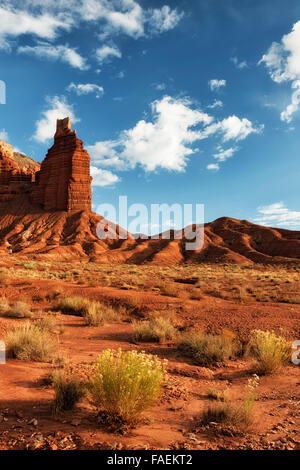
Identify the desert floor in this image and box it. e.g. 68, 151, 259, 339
0, 258, 299, 450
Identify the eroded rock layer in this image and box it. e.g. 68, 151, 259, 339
30, 118, 91, 211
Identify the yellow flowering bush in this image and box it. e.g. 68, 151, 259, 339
88, 349, 167, 424
248, 330, 291, 375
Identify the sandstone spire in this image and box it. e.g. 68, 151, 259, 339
31, 118, 92, 211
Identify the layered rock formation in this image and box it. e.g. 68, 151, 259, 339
30, 118, 92, 211
0, 141, 40, 202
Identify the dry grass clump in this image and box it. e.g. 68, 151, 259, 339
55, 296, 90, 316
247, 329, 291, 375
5, 323, 56, 361
178, 330, 241, 365
201, 375, 259, 428
0, 298, 9, 315
1, 301, 33, 319
55, 296, 121, 326
34, 316, 56, 332
207, 387, 228, 402
83, 303, 121, 326
133, 316, 177, 343
52, 369, 85, 414
88, 349, 167, 426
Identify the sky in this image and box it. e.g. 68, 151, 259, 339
1, 0, 300, 233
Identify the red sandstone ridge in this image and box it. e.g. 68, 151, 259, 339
1, 118, 300, 264
0, 141, 40, 203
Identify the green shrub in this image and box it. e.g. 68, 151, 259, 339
52, 369, 85, 414
178, 330, 240, 365
3, 301, 33, 319
247, 330, 291, 375
5, 323, 56, 361
133, 316, 177, 343
88, 349, 167, 425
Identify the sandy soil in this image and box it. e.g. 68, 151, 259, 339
0, 276, 299, 451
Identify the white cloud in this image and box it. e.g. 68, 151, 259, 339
33, 96, 79, 143
218, 116, 263, 142
0, 129, 9, 141
148, 5, 184, 34
209, 79, 226, 91
18, 42, 89, 70
231, 56, 248, 69
90, 166, 120, 187
206, 163, 220, 171
207, 99, 223, 109
213, 146, 237, 162
95, 44, 122, 64
0, 5, 72, 49
259, 21, 300, 122
253, 202, 300, 228
88, 95, 262, 174
67, 82, 104, 98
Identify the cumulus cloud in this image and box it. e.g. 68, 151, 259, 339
18, 42, 89, 70
95, 44, 122, 64
259, 21, 300, 122
67, 82, 104, 98
209, 79, 226, 91
206, 163, 220, 171
0, 5, 72, 49
3, 1, 183, 43
213, 146, 237, 162
87, 95, 262, 174
253, 202, 300, 228
33, 96, 79, 143
147, 5, 184, 34
0, 129, 9, 141
90, 166, 120, 187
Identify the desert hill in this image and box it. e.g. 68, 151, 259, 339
0, 194, 299, 265
0, 118, 300, 265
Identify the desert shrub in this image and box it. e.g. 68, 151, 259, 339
88, 349, 167, 425
133, 316, 177, 343
35, 317, 56, 332
55, 296, 90, 316
178, 330, 241, 365
5, 323, 56, 361
55, 296, 120, 325
3, 301, 33, 319
247, 330, 291, 375
83, 303, 121, 326
207, 387, 227, 402
201, 375, 259, 427
159, 283, 178, 297
23, 261, 36, 270
52, 369, 85, 414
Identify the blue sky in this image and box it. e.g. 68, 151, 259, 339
1, 0, 300, 232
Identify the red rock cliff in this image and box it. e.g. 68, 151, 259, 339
0, 141, 40, 202
30, 118, 92, 211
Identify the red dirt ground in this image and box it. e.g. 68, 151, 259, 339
0, 278, 299, 450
